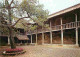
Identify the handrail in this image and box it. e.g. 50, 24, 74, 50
77, 21, 80, 27
27, 21, 80, 34
62, 22, 76, 29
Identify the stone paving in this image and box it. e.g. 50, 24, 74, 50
0, 45, 80, 57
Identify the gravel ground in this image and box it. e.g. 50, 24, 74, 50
0, 45, 80, 57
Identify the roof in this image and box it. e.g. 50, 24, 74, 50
16, 35, 29, 40
48, 3, 80, 19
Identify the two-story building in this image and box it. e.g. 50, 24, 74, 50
27, 3, 80, 46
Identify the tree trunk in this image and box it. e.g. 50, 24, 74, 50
9, 27, 16, 49
8, 7, 16, 49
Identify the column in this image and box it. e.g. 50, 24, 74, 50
50, 32, 52, 44
8, 36, 10, 45
61, 18, 63, 45
42, 24, 44, 45
0, 20, 1, 46
31, 34, 32, 44
50, 21, 52, 44
36, 33, 37, 45
75, 13, 78, 45
0, 35, 1, 46
42, 32, 44, 45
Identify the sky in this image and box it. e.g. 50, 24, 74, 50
39, 0, 80, 14
0, 0, 80, 14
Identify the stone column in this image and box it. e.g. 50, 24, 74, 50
61, 18, 63, 45
8, 36, 10, 45
50, 32, 52, 44
42, 32, 44, 45
0, 35, 1, 46
36, 33, 37, 45
0, 19, 1, 46
42, 24, 45, 45
31, 34, 32, 44
36, 29, 38, 45
75, 14, 78, 45
50, 21, 52, 44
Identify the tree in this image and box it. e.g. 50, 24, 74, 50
0, 0, 49, 49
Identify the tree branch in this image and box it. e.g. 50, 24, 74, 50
11, 6, 18, 8
12, 17, 29, 26
10, 0, 14, 6
22, 23, 26, 27
27, 12, 36, 22
12, 12, 38, 27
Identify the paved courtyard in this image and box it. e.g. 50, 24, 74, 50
0, 45, 80, 57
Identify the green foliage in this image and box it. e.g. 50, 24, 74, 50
15, 0, 49, 29
0, 26, 9, 35
30, 25, 37, 31
0, 0, 49, 49
0, 0, 49, 32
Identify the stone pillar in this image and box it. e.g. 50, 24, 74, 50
0, 19, 1, 46
50, 21, 52, 44
36, 32, 37, 45
42, 32, 44, 45
31, 34, 32, 44
75, 14, 78, 45
42, 24, 44, 45
61, 18, 63, 45
8, 36, 10, 45
0, 35, 1, 46
50, 32, 52, 44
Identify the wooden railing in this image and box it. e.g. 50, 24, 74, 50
77, 21, 80, 27
27, 21, 80, 35
51, 25, 61, 31
62, 22, 76, 29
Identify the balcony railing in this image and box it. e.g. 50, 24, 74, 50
27, 21, 80, 35
77, 21, 80, 27
52, 25, 61, 31
62, 22, 76, 29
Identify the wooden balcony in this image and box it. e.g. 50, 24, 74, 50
27, 21, 80, 35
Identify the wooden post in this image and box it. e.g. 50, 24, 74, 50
75, 14, 78, 45
61, 18, 63, 45
50, 21, 52, 44
8, 36, 10, 45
